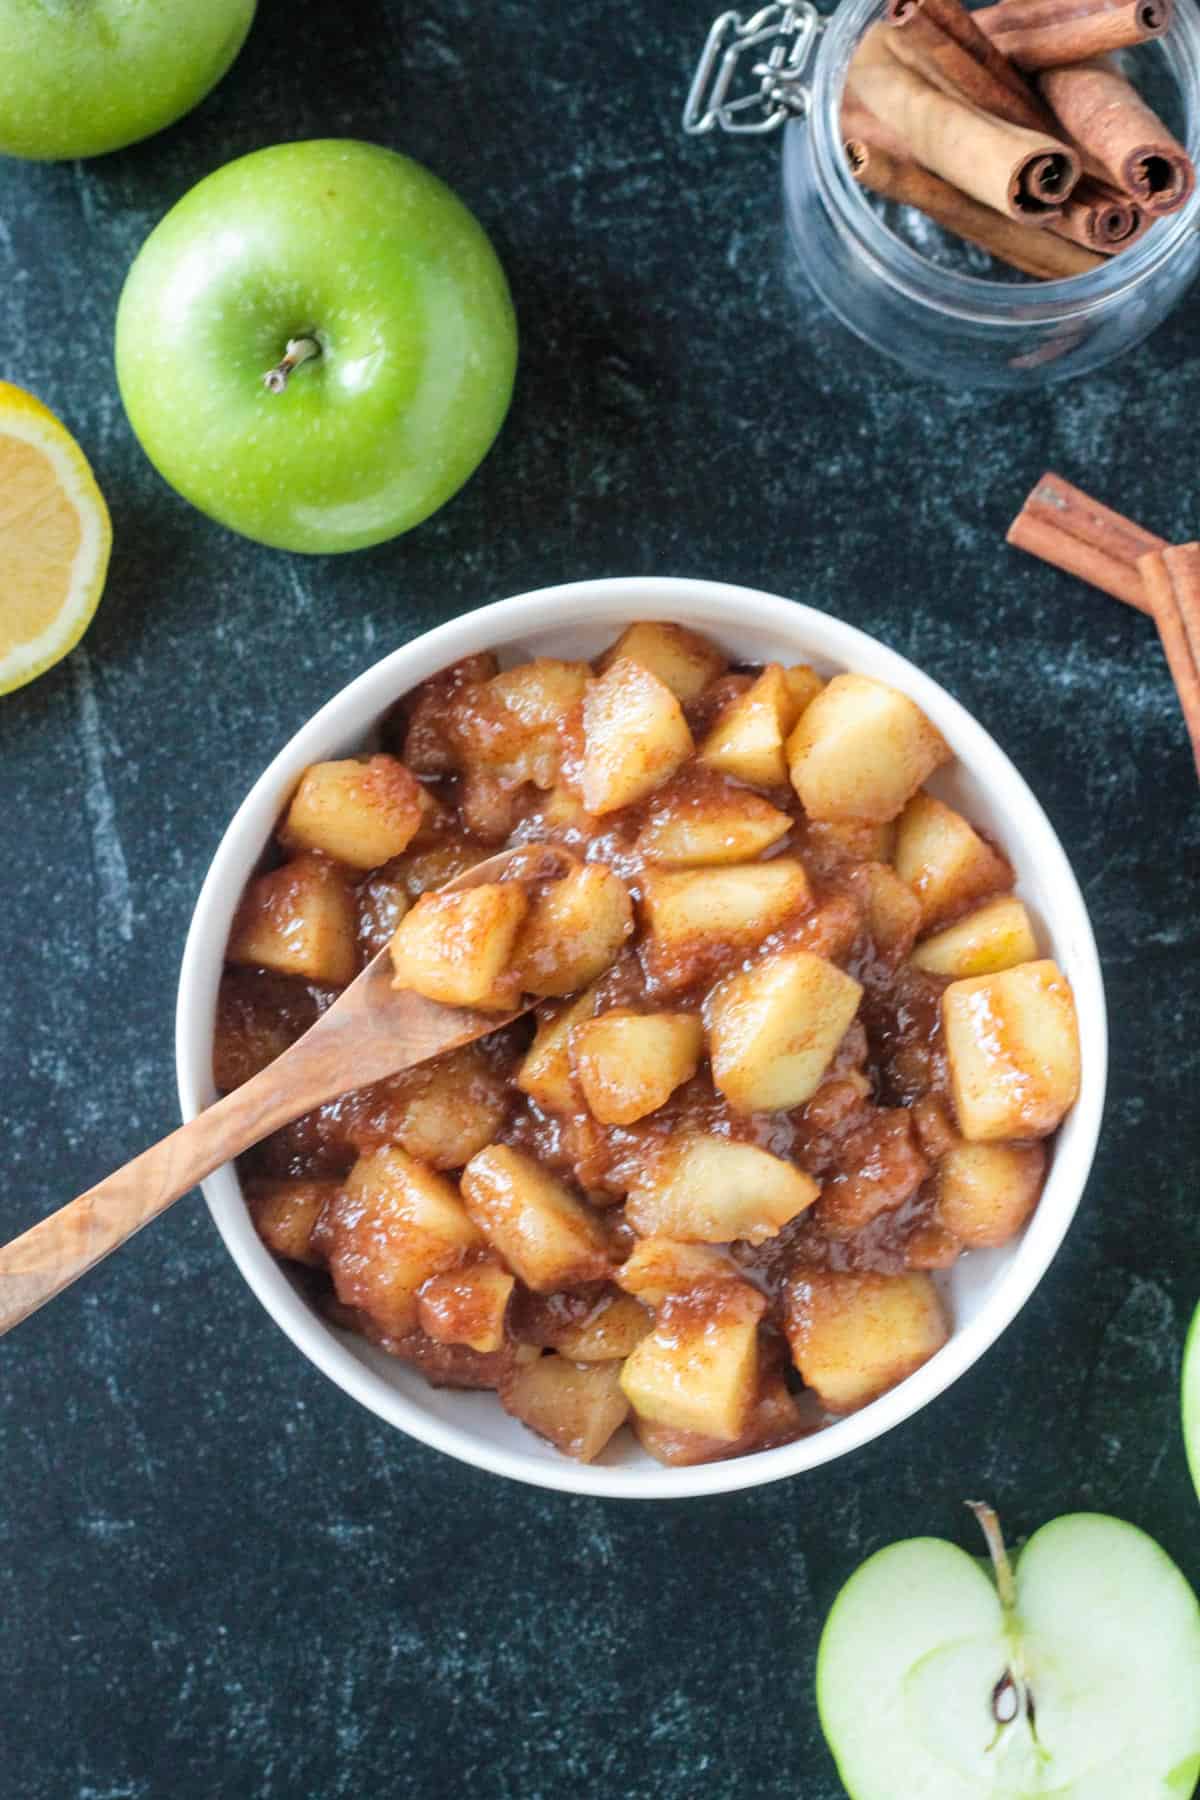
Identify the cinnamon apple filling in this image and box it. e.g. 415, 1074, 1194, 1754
215, 622, 1081, 1465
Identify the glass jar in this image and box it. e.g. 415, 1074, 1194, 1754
686, 0, 1200, 388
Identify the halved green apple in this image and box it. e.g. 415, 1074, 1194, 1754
818, 1504, 1200, 1798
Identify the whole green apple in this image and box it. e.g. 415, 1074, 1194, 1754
0, 0, 256, 161
115, 140, 518, 554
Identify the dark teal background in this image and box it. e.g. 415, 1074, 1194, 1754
2, 1, 1198, 1794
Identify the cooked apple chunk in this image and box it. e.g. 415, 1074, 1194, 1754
454, 658, 590, 790
911, 895, 1038, 978
417, 1260, 515, 1354
803, 818, 897, 865
389, 880, 528, 1009
389, 833, 488, 901
512, 863, 633, 996
850, 862, 922, 961
571, 1009, 703, 1125
903, 1219, 962, 1270
400, 652, 499, 773
636, 781, 792, 866
487, 657, 590, 720
942, 959, 1081, 1141
626, 1134, 819, 1245
784, 1268, 949, 1413
501, 1355, 630, 1462
280, 754, 430, 870
457, 769, 522, 844
316, 1147, 483, 1338
246, 1177, 338, 1267
634, 1370, 805, 1466
515, 982, 601, 1114
641, 859, 811, 990
597, 621, 727, 702
615, 1237, 743, 1306
894, 793, 1012, 930
358, 1043, 510, 1170
228, 851, 359, 987
700, 663, 802, 788
327, 1299, 531, 1390
579, 657, 694, 814
619, 1283, 766, 1441
534, 1288, 653, 1360
783, 663, 825, 718
460, 1145, 611, 1291
935, 1140, 1046, 1247
787, 673, 951, 822
531, 784, 598, 843
710, 950, 863, 1113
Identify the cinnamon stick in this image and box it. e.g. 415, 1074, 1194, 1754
978, 0, 1171, 72
1007, 470, 1163, 610
885, 0, 1054, 134
1048, 175, 1144, 248
1039, 59, 1195, 214
847, 26, 1081, 219
842, 93, 913, 161
1137, 546, 1200, 778
844, 128, 1106, 277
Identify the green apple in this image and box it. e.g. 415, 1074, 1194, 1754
818, 1503, 1200, 1798
1185, 1297, 1200, 1502
115, 140, 517, 554
0, 0, 256, 161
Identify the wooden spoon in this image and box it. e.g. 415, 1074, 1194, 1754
0, 841, 573, 1337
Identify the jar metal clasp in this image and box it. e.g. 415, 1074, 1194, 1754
682, 1, 823, 137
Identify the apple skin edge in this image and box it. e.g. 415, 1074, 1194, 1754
1184, 1297, 1200, 1504
817, 1513, 1200, 1798
114, 140, 518, 555
0, 1, 257, 161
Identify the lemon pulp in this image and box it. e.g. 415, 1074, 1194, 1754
0, 382, 112, 695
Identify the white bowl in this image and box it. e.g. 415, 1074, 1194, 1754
176, 576, 1107, 1499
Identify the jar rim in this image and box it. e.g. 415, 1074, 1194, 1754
799, 0, 1200, 323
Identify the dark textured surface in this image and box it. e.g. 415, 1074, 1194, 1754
2, 2, 1199, 1796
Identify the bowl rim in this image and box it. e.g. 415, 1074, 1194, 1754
176, 574, 1107, 1500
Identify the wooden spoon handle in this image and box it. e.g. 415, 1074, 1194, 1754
0, 841, 571, 1336
0, 991, 522, 1336
0, 1056, 315, 1337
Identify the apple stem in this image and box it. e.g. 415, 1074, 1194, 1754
263, 336, 320, 395
967, 1500, 1017, 1612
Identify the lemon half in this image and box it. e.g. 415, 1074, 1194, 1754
0, 382, 112, 695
